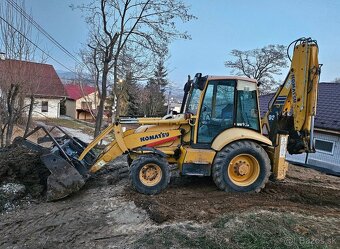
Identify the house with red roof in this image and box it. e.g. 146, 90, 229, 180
0, 59, 66, 118
64, 83, 98, 120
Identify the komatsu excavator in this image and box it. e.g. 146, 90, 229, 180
14, 37, 320, 200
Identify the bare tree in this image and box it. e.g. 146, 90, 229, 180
0, 0, 41, 146
87, 29, 119, 136
73, 66, 98, 120
74, 0, 195, 136
225, 45, 288, 94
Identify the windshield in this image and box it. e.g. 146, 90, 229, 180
185, 87, 201, 114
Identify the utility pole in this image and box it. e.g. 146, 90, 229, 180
167, 89, 172, 114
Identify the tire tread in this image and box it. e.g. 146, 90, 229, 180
212, 140, 271, 193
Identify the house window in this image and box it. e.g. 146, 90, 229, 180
314, 138, 335, 155
41, 101, 48, 112
81, 101, 92, 110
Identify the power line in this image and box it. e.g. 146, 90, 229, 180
5, 0, 87, 69
0, 15, 79, 75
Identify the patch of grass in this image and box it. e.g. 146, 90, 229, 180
212, 214, 235, 229
133, 212, 338, 249
41, 118, 95, 135
229, 213, 331, 249
134, 226, 222, 249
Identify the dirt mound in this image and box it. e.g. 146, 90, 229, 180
0, 145, 50, 200
125, 166, 340, 223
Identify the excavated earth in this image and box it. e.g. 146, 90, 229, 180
0, 146, 50, 211
0, 148, 339, 248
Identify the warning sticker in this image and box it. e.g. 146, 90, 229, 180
97, 160, 106, 167
279, 136, 288, 158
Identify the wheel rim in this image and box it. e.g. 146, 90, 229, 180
139, 163, 162, 187
227, 154, 260, 187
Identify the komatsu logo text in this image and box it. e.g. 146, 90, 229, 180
291, 73, 297, 103
140, 132, 170, 142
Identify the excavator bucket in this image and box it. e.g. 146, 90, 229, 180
13, 125, 96, 201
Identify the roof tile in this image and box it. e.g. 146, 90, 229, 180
64, 84, 96, 100
0, 59, 65, 97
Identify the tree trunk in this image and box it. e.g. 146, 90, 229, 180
6, 118, 15, 146
113, 57, 120, 121
94, 62, 108, 137
24, 95, 34, 136
5, 84, 19, 146
0, 126, 6, 148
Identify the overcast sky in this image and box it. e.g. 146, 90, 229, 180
22, 0, 340, 86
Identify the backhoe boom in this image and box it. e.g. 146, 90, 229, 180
261, 37, 321, 154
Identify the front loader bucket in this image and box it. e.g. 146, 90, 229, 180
13, 125, 96, 201
41, 154, 85, 201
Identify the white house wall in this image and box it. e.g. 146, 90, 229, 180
286, 131, 340, 173
24, 97, 61, 118
65, 99, 76, 119
64, 91, 99, 120
75, 92, 98, 110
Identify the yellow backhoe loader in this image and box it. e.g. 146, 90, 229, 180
14, 37, 320, 200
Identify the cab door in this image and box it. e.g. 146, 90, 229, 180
196, 80, 236, 144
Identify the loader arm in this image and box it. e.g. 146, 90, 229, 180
261, 37, 321, 155
79, 122, 184, 173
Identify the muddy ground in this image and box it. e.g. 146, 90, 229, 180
0, 146, 49, 208
0, 155, 339, 248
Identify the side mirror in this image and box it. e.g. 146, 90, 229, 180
193, 73, 206, 91
194, 73, 202, 79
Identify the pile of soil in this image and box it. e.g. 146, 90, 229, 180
125, 165, 340, 223
0, 145, 50, 201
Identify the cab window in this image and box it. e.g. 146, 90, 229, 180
198, 80, 235, 143
186, 87, 201, 115
236, 81, 260, 131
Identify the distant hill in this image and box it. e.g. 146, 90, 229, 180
56, 70, 94, 85
56, 70, 77, 80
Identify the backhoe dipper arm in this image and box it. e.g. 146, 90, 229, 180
261, 37, 321, 154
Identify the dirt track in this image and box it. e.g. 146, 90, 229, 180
0, 157, 339, 248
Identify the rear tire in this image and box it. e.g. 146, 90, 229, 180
129, 155, 170, 195
212, 140, 271, 193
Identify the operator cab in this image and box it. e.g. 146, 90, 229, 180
183, 73, 260, 145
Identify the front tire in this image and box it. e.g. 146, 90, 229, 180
127, 155, 133, 166
212, 140, 271, 193
129, 155, 170, 195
